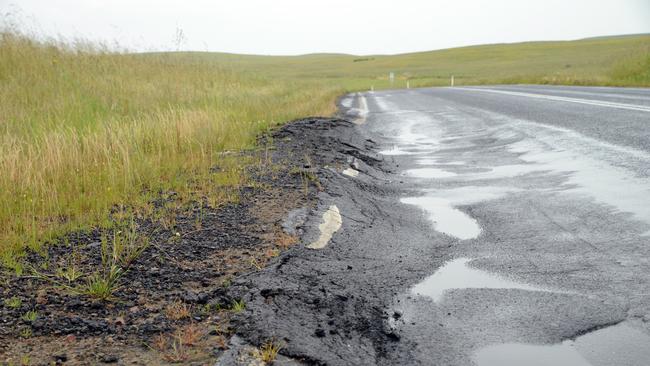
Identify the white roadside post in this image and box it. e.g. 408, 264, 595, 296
451, 75, 455, 87
389, 72, 395, 86
407, 80, 410, 89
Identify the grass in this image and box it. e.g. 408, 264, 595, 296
256, 340, 283, 364
83, 264, 123, 300
0, 32, 340, 272
175, 34, 650, 89
21, 310, 38, 322
4, 296, 22, 309
231, 299, 246, 313
165, 300, 192, 320
1, 30, 649, 271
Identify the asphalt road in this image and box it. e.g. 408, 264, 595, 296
231, 85, 650, 366
357, 85, 650, 365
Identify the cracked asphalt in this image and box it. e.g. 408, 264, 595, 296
227, 85, 650, 366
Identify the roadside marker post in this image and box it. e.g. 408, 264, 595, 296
407, 81, 410, 89
389, 72, 395, 86
451, 75, 455, 87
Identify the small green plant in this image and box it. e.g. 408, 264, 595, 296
21, 310, 38, 322
83, 264, 123, 300
102, 218, 149, 267
19, 328, 32, 338
231, 299, 246, 313
56, 264, 82, 283
20, 355, 30, 366
4, 296, 22, 309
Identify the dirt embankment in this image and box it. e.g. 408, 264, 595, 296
1, 117, 371, 365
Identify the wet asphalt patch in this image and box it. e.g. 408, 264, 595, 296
228, 88, 650, 365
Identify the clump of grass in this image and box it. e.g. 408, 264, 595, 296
4, 296, 22, 309
177, 323, 202, 346
83, 264, 123, 300
56, 264, 82, 283
255, 340, 283, 364
231, 299, 246, 313
152, 329, 199, 363
102, 217, 149, 267
163, 337, 189, 363
165, 300, 191, 320
19, 328, 32, 339
21, 310, 37, 322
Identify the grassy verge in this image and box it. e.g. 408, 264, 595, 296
0, 32, 341, 271
1, 31, 649, 271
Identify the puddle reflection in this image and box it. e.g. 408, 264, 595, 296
412, 258, 546, 302
475, 323, 650, 366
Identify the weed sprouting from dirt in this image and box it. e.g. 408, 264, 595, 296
164, 337, 190, 363
19, 328, 32, 338
83, 264, 123, 300
21, 310, 38, 322
231, 299, 246, 313
165, 300, 191, 320
56, 264, 82, 283
105, 217, 150, 267
254, 340, 284, 364
177, 323, 202, 346
4, 296, 22, 309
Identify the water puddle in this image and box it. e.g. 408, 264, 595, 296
472, 121, 650, 229
401, 186, 515, 240
412, 258, 548, 302
380, 145, 414, 156
401, 197, 480, 240
416, 158, 466, 166
405, 168, 457, 179
475, 322, 650, 366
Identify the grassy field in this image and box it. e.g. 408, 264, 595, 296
1, 31, 649, 271
178, 33, 650, 89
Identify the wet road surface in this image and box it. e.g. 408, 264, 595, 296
353, 85, 650, 365
230, 86, 650, 366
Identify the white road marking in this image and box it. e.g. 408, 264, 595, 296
456, 87, 650, 113
306, 205, 342, 250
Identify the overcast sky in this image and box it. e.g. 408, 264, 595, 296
3, 0, 649, 55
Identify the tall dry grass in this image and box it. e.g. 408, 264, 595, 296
0, 32, 341, 269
